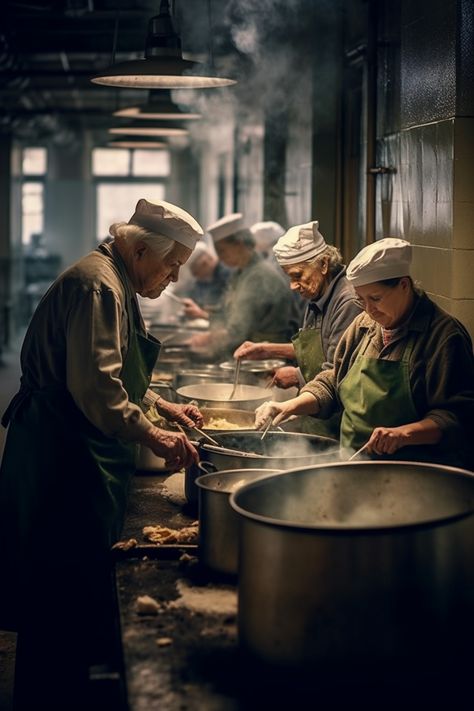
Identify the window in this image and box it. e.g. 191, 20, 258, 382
96, 183, 165, 241
92, 147, 170, 242
22, 147, 47, 176
21, 148, 47, 247
22, 182, 44, 247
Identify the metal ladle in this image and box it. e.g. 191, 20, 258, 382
229, 358, 242, 400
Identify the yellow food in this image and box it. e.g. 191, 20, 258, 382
205, 416, 251, 430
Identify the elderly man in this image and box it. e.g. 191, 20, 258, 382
180, 241, 231, 321
235, 220, 361, 436
189, 213, 297, 357
0, 198, 203, 707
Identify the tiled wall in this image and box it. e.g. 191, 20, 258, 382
375, 0, 474, 339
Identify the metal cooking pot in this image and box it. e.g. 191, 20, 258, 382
230, 461, 474, 673
176, 382, 271, 410
185, 431, 339, 508
174, 368, 258, 390
196, 465, 282, 576
199, 407, 257, 432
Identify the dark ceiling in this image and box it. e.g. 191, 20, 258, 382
0, 0, 323, 142
0, 0, 241, 140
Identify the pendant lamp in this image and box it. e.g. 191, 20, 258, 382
91, 0, 236, 89
108, 122, 188, 137
107, 137, 167, 149
114, 89, 201, 120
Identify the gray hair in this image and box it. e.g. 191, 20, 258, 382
308, 245, 343, 276
109, 221, 176, 261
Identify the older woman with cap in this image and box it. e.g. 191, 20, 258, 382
189, 212, 296, 357
235, 220, 361, 436
255, 238, 474, 469
0, 198, 204, 707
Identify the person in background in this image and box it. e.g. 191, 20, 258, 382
234, 221, 361, 436
255, 238, 474, 469
251, 219, 306, 321
0, 198, 204, 708
180, 241, 231, 321
250, 220, 285, 261
189, 213, 297, 358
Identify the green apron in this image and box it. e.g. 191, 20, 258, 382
291, 322, 341, 439
338, 331, 445, 463
0, 255, 160, 628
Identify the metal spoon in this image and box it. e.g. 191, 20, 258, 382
348, 442, 370, 461
260, 417, 273, 441
229, 357, 242, 400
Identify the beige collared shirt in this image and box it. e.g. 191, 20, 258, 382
19, 242, 155, 442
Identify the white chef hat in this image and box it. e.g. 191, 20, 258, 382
273, 221, 327, 266
346, 238, 412, 287
250, 221, 285, 250
185, 240, 213, 268
207, 213, 247, 243
128, 198, 203, 250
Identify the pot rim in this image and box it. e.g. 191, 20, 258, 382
201, 429, 339, 457
229, 460, 474, 534
196, 468, 283, 494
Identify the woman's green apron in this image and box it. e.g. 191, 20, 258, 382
338, 331, 452, 464
0, 254, 160, 628
291, 319, 341, 439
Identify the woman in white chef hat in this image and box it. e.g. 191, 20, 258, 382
255, 238, 474, 468
235, 220, 361, 437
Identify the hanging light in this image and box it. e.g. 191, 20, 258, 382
114, 89, 201, 120
108, 122, 189, 137
91, 0, 236, 89
107, 136, 168, 149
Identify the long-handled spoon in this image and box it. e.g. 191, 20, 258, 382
229, 357, 242, 400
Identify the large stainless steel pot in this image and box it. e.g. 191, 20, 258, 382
196, 466, 282, 576
230, 461, 474, 673
176, 383, 271, 410
174, 368, 258, 390
185, 431, 339, 507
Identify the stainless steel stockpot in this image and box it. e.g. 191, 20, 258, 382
195, 466, 282, 576
176, 382, 271, 410
185, 431, 339, 507
230, 460, 474, 672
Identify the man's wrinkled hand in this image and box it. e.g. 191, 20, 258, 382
156, 399, 203, 428
143, 428, 198, 471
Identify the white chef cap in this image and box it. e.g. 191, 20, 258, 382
185, 240, 213, 268
250, 221, 285, 250
346, 238, 412, 287
128, 198, 203, 250
207, 213, 247, 243
273, 221, 327, 266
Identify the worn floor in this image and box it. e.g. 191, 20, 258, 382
0, 334, 23, 711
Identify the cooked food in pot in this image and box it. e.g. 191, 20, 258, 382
205, 415, 251, 430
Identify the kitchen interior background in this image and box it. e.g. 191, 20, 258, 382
0, 0, 473, 351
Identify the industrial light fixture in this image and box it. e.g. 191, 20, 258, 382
108, 122, 188, 137
114, 89, 201, 120
91, 0, 236, 89
107, 137, 168, 149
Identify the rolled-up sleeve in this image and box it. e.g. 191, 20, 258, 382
66, 285, 153, 441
